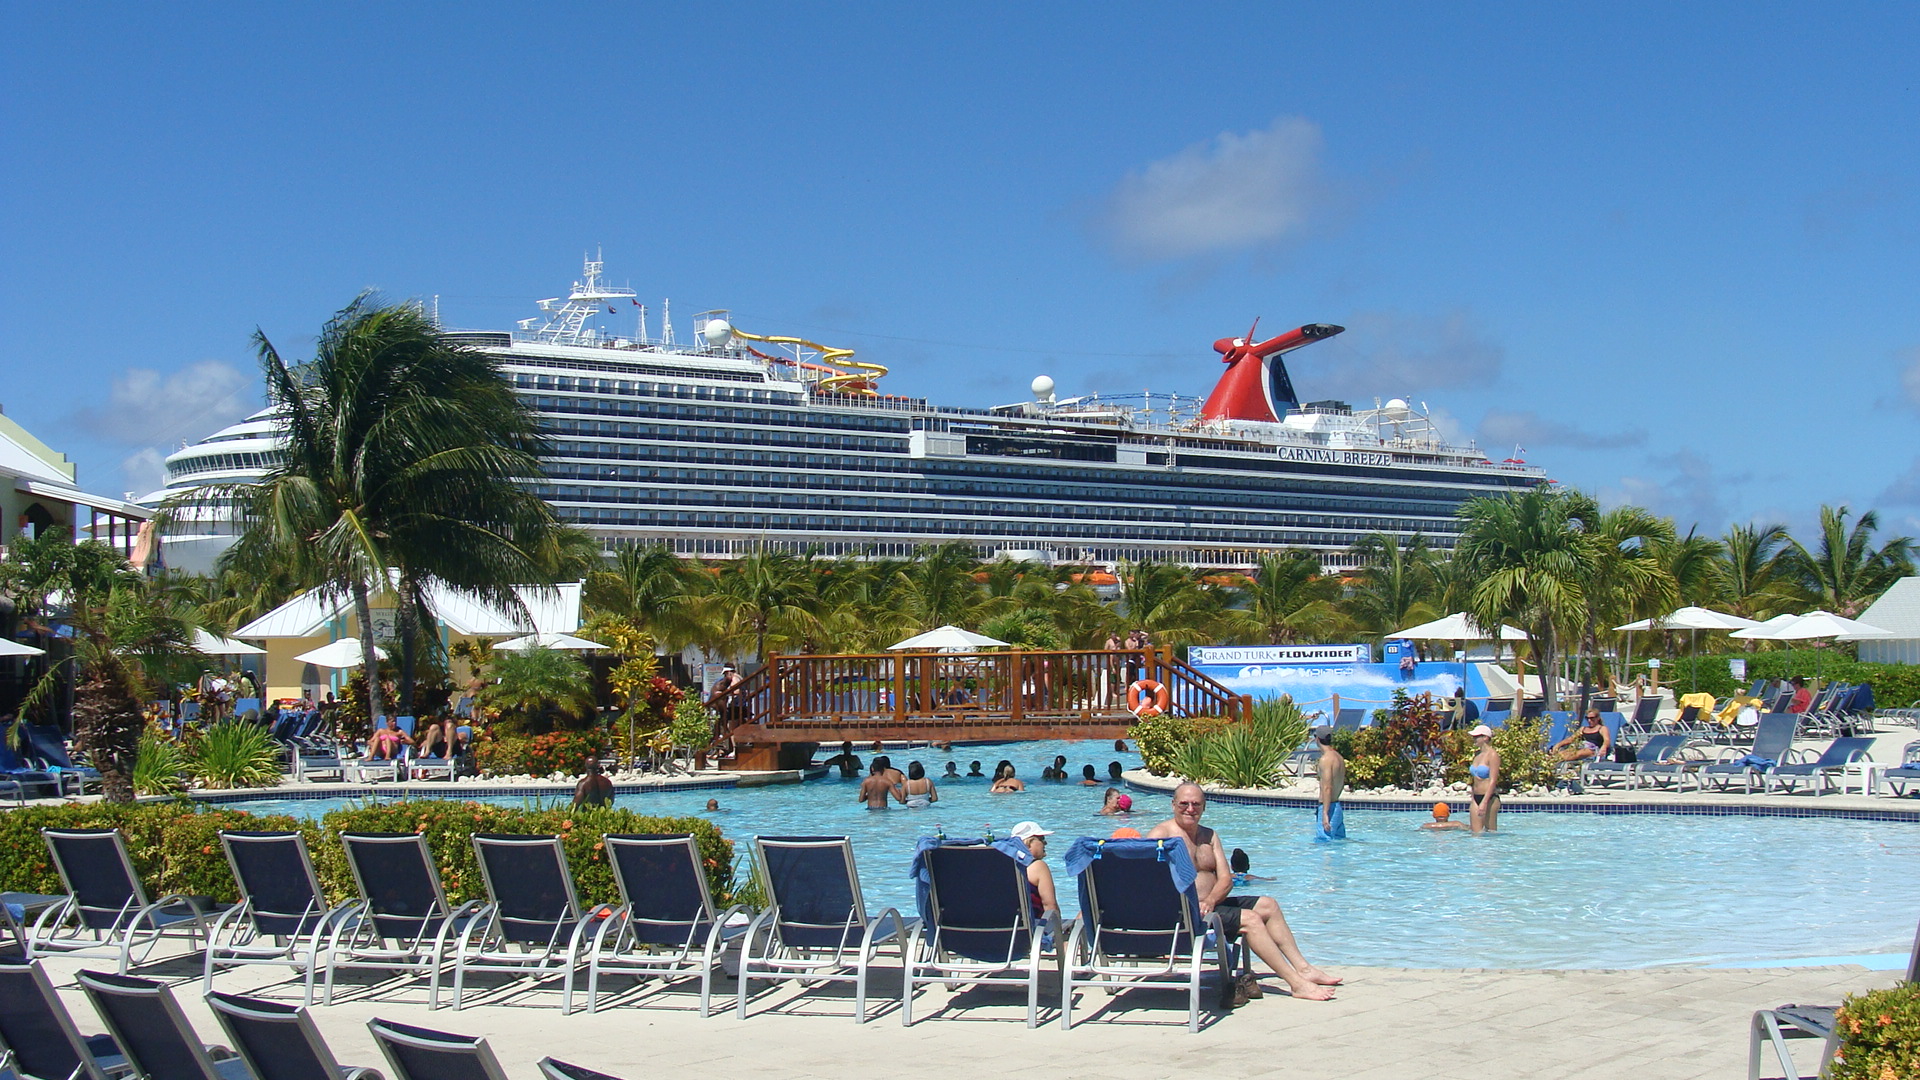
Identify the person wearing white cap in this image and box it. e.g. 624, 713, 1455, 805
1467, 724, 1501, 834
1009, 821, 1060, 924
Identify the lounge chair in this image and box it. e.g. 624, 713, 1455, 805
1059, 836, 1233, 1033
205, 991, 383, 1080
1631, 739, 1716, 790
205, 831, 351, 1002
1697, 714, 1798, 793
20, 726, 103, 796
0, 723, 61, 801
1749, 915, 1920, 1079
447, 834, 599, 1011
0, 959, 130, 1080
317, 833, 485, 1007
903, 840, 1060, 1028
1583, 733, 1684, 790
28, 829, 226, 972
73, 970, 249, 1080
365, 1020, 509, 1080
537, 1060, 624, 1080
1884, 741, 1920, 796
735, 836, 914, 1023
579, 834, 750, 1016
1765, 736, 1876, 795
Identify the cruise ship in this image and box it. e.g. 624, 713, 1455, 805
146, 257, 1544, 573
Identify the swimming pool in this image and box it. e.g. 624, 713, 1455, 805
228, 739, 1920, 970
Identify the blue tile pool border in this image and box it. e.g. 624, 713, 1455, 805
1118, 781, 1920, 822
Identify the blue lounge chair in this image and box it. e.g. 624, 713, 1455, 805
537, 1061, 624, 1080
317, 833, 484, 1007
1583, 733, 1684, 790
206, 831, 351, 1001
74, 970, 249, 1080
447, 834, 598, 1011
1766, 736, 1876, 795
28, 829, 225, 972
365, 1020, 509, 1080
1059, 836, 1232, 1033
1884, 740, 1920, 796
0, 722, 60, 801
903, 839, 1059, 1028
1697, 713, 1798, 793
579, 834, 750, 1016
0, 959, 130, 1080
205, 991, 383, 1080
20, 726, 103, 796
735, 836, 914, 1023
1749, 915, 1920, 1080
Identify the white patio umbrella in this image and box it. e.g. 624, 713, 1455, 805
887, 625, 1012, 651
193, 629, 266, 656
293, 638, 389, 669
1731, 610, 1894, 683
0, 638, 46, 657
492, 632, 607, 652
1390, 613, 1529, 701
1614, 607, 1760, 691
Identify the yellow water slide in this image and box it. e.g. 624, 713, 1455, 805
728, 325, 888, 395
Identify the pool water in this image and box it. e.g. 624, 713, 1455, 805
231, 739, 1920, 970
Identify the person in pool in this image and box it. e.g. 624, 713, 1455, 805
1422, 802, 1469, 830
942, 761, 960, 778
1314, 726, 1346, 841
1099, 787, 1133, 815
1468, 724, 1502, 834
1108, 761, 1125, 781
1149, 782, 1338, 1001
705, 798, 722, 812
1079, 764, 1102, 786
1047, 754, 1069, 781
991, 761, 1025, 793
858, 760, 903, 809
1229, 848, 1272, 884
967, 760, 984, 777
902, 760, 938, 808
822, 741, 863, 779
873, 755, 905, 789
573, 760, 613, 807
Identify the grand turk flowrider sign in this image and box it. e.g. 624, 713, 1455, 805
1188, 644, 1372, 666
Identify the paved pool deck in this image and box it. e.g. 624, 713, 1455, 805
27, 950, 1893, 1080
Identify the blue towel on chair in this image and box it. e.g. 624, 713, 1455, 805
1732, 754, 1777, 770
1060, 836, 1198, 894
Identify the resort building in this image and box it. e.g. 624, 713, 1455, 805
0, 406, 151, 560
1856, 576, 1920, 665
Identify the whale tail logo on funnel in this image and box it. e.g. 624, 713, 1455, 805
1199, 322, 1345, 423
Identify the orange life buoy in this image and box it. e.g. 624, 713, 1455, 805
1128, 678, 1171, 717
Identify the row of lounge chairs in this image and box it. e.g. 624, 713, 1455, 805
0, 721, 104, 801
1580, 714, 1920, 795
17, 825, 1234, 1033
0, 957, 617, 1080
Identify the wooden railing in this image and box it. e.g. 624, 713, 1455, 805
722, 648, 1247, 747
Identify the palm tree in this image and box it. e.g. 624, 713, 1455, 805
692, 548, 824, 660
1227, 549, 1345, 644
477, 646, 598, 734
194, 297, 563, 723
1455, 488, 1597, 708
1575, 505, 1675, 692
1718, 522, 1797, 620
1782, 505, 1917, 616
585, 545, 703, 649
1342, 534, 1438, 639
1115, 561, 1220, 646
1657, 528, 1725, 609
899, 541, 986, 631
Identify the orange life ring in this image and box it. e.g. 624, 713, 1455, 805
1128, 678, 1171, 717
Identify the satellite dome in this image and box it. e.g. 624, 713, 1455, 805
1031, 375, 1056, 401
1383, 397, 1411, 418
702, 319, 732, 347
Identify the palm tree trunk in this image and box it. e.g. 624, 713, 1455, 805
396, 595, 419, 717
353, 580, 384, 722
73, 671, 141, 803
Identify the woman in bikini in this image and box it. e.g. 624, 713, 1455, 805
990, 761, 1025, 793
1553, 710, 1610, 762
901, 760, 938, 808
1468, 724, 1501, 834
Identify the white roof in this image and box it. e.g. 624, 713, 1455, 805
237, 580, 582, 639
1857, 577, 1920, 638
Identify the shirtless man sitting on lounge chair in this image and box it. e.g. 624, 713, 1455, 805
1149, 782, 1339, 1001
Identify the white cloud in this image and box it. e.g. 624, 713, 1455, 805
1599, 450, 1731, 531
1479, 408, 1647, 450
1288, 309, 1504, 398
73, 360, 256, 446
1096, 117, 1329, 261
119, 447, 168, 499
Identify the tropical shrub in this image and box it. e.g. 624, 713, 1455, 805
191, 719, 284, 789
306, 799, 736, 906
471, 727, 611, 777
669, 697, 717, 749
1331, 692, 1450, 790
1128, 713, 1231, 775
132, 726, 189, 795
0, 802, 308, 902
479, 646, 598, 734
1197, 698, 1310, 788
1828, 982, 1920, 1080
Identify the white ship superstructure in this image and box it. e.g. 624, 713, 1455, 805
145, 257, 1544, 573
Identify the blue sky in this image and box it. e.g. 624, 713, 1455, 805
5, 4, 1919, 541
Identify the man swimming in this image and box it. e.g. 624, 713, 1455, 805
1149, 782, 1338, 1001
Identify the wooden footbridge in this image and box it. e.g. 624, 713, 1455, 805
720, 648, 1250, 770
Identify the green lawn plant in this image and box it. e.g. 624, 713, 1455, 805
191, 719, 284, 789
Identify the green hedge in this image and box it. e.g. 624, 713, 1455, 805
1652, 649, 1920, 707
1830, 982, 1920, 1079
0, 799, 737, 908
